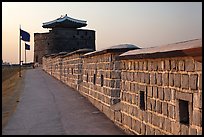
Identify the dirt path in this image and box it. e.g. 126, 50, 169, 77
2, 70, 26, 129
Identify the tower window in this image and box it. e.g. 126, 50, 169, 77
179, 100, 189, 125
140, 91, 145, 110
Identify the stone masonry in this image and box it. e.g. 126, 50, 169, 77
42, 39, 202, 135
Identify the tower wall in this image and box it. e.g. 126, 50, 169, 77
34, 28, 95, 64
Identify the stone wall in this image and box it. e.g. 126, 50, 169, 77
42, 39, 202, 135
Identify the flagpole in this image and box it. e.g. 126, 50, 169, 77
25, 44, 26, 64
19, 25, 21, 77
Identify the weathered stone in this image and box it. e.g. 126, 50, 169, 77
169, 73, 174, 87
156, 73, 162, 86
171, 121, 180, 135
143, 61, 147, 70
138, 61, 143, 70
158, 87, 164, 100
147, 86, 153, 97
189, 74, 198, 90
180, 124, 189, 135
164, 88, 171, 101
168, 104, 175, 119
176, 92, 192, 102
153, 86, 158, 98
192, 109, 202, 127
162, 102, 168, 116
141, 122, 146, 135
164, 60, 170, 71
185, 59, 194, 72
170, 59, 177, 71
178, 60, 185, 71
181, 74, 189, 89
164, 118, 171, 133
150, 72, 156, 85
189, 128, 197, 135
144, 73, 150, 84
163, 73, 169, 86
195, 60, 202, 71
193, 91, 202, 109
174, 73, 181, 88
198, 73, 202, 90
156, 100, 162, 114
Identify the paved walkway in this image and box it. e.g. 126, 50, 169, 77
2, 68, 125, 135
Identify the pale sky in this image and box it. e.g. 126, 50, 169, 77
2, 2, 202, 64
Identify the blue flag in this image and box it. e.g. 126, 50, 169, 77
20, 29, 30, 42
25, 43, 30, 50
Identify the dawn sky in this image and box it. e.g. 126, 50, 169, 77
2, 2, 202, 64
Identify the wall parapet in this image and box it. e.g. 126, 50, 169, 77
42, 39, 202, 135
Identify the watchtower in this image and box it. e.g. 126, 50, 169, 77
34, 14, 95, 64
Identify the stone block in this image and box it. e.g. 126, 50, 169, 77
174, 73, 181, 88
193, 91, 202, 109
198, 73, 202, 90
171, 121, 180, 135
178, 60, 185, 71
158, 60, 164, 71
143, 61, 147, 70
164, 88, 171, 101
162, 102, 168, 116
164, 118, 171, 133
141, 122, 146, 135
189, 127, 197, 135
163, 73, 169, 86
135, 119, 141, 134
180, 124, 189, 135
146, 125, 154, 135
192, 109, 202, 127
144, 73, 150, 84
158, 87, 164, 100
168, 104, 175, 119
165, 60, 170, 71
140, 72, 145, 83
153, 86, 158, 98
147, 86, 153, 97
155, 129, 162, 135
195, 61, 202, 71
185, 59, 194, 72
151, 99, 156, 112
176, 92, 192, 102
156, 100, 162, 114
135, 61, 139, 70
189, 74, 198, 90
181, 74, 189, 89
156, 73, 162, 86
139, 61, 143, 70
150, 72, 156, 85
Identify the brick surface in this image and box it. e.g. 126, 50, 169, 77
156, 100, 162, 114
193, 91, 202, 109
153, 86, 158, 98
150, 73, 156, 85
180, 124, 189, 135
195, 61, 202, 71
158, 87, 164, 100
163, 73, 169, 86
164, 60, 170, 71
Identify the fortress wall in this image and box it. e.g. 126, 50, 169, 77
79, 52, 122, 122
42, 39, 202, 135
119, 56, 202, 135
